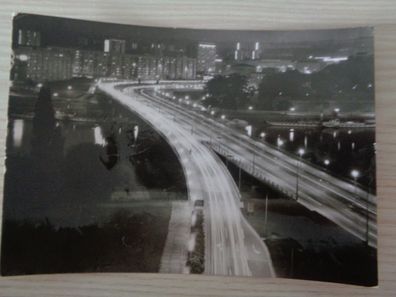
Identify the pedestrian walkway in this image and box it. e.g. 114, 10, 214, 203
159, 201, 191, 273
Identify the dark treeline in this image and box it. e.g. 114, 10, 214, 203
204, 56, 374, 111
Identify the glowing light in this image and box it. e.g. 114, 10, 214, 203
94, 126, 106, 146
324, 159, 330, 166
298, 148, 305, 156
13, 119, 24, 148
351, 169, 360, 179
18, 54, 29, 61
221, 114, 226, 120
245, 125, 252, 137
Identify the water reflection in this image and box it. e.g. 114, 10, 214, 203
93, 126, 106, 146
12, 119, 24, 148
257, 126, 375, 190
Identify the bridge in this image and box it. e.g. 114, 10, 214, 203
98, 80, 275, 277
98, 79, 376, 274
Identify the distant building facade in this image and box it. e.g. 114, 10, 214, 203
13, 47, 73, 81
104, 39, 126, 54
12, 46, 197, 82
197, 43, 216, 75
234, 41, 262, 61
17, 29, 41, 47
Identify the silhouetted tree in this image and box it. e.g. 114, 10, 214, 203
31, 84, 56, 159
205, 74, 251, 110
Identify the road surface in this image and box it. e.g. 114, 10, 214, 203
102, 80, 377, 248
98, 81, 275, 277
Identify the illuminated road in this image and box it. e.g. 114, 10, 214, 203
99, 80, 377, 249
98, 81, 275, 277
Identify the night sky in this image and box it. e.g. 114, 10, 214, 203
12, 13, 373, 56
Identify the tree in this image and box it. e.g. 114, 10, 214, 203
205, 74, 251, 110
31, 84, 63, 166
256, 70, 308, 110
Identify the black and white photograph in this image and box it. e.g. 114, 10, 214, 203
1, 14, 377, 286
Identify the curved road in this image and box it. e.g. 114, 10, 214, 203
98, 81, 275, 277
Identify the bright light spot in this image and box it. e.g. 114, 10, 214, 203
289, 130, 294, 142
324, 159, 330, 166
221, 114, 226, 120
67, 85, 72, 90
277, 138, 284, 147
201, 107, 206, 111
36, 83, 43, 88
260, 132, 266, 138
193, 103, 197, 108
289, 107, 296, 112
18, 54, 29, 61
334, 108, 340, 113
210, 110, 215, 116
351, 169, 359, 179
245, 125, 252, 137
13, 119, 24, 148
298, 148, 305, 156
348, 130, 352, 135
53, 92, 59, 97
248, 106, 253, 110
94, 126, 106, 146
187, 233, 196, 252
185, 95, 189, 100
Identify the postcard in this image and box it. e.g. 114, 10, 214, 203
1, 14, 377, 286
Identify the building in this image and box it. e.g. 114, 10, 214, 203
197, 43, 216, 75
234, 41, 262, 61
12, 45, 196, 82
104, 39, 126, 54
17, 29, 41, 47
13, 47, 73, 81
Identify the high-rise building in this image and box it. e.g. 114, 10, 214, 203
104, 39, 126, 54
14, 47, 73, 81
197, 43, 216, 75
17, 29, 41, 47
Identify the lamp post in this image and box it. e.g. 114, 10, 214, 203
295, 148, 305, 201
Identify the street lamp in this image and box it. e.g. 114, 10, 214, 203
351, 169, 359, 180
277, 138, 284, 147
295, 148, 305, 201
